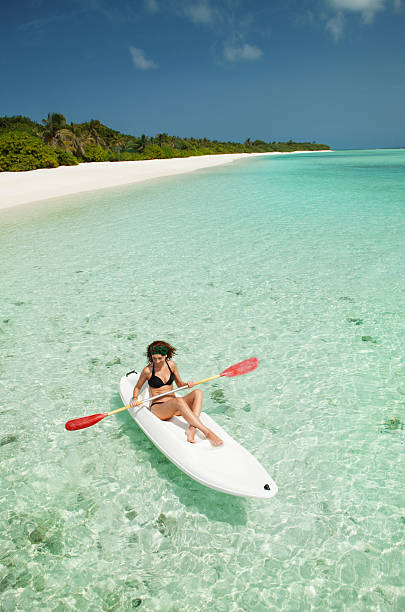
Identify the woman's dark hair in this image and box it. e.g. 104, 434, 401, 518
146, 340, 177, 363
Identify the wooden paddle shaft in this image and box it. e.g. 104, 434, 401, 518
196, 374, 221, 385
107, 374, 221, 417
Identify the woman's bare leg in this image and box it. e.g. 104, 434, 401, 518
151, 396, 222, 446
183, 389, 203, 443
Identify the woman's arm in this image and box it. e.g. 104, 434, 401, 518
130, 367, 149, 406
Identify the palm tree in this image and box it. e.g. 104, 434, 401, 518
41, 113, 85, 159
69, 123, 86, 158
42, 113, 69, 147
122, 139, 139, 154
88, 120, 106, 148
112, 139, 123, 161
137, 134, 147, 153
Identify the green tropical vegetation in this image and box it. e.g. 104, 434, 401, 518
0, 113, 330, 172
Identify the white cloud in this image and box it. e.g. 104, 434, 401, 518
328, 0, 385, 21
129, 47, 158, 70
324, 0, 401, 38
174, 2, 265, 65
223, 43, 263, 62
184, 1, 213, 24
326, 11, 345, 40
145, 0, 159, 13
329, 0, 384, 9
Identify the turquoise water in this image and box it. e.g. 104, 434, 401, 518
1, 150, 404, 611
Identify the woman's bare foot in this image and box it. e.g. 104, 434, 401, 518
186, 426, 196, 443
205, 430, 223, 446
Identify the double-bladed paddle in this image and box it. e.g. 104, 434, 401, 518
65, 357, 258, 431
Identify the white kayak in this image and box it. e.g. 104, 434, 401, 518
119, 370, 278, 499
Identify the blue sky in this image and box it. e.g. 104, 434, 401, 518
1, 0, 404, 149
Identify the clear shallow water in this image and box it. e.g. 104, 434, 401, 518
1, 150, 404, 611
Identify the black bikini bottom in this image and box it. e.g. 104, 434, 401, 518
150, 401, 164, 411
150, 396, 176, 411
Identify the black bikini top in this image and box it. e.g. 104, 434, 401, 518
148, 360, 175, 388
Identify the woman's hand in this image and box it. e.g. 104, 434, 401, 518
129, 397, 139, 407
187, 381, 194, 388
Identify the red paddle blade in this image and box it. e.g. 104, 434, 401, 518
65, 413, 107, 431
220, 357, 259, 377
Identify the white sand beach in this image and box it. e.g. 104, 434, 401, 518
0, 151, 330, 210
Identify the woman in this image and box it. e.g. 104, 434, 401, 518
129, 341, 223, 446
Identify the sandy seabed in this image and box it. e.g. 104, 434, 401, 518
0, 151, 330, 210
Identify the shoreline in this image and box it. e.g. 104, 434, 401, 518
0, 150, 331, 211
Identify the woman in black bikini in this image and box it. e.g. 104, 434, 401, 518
129, 341, 223, 446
